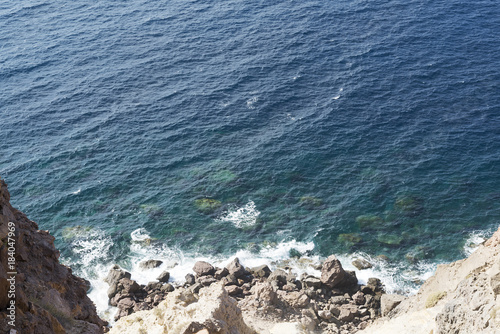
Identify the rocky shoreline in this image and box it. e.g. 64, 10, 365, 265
106, 255, 393, 333
3, 176, 500, 334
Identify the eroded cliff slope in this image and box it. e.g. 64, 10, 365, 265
0, 179, 106, 334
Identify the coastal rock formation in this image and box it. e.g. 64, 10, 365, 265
0, 179, 106, 333
360, 226, 500, 334
110, 253, 386, 333
109, 283, 256, 334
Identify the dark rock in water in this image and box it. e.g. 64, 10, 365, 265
140, 259, 163, 269
156, 270, 170, 283
194, 198, 222, 214
367, 277, 384, 292
193, 261, 215, 277
352, 258, 373, 270
185, 273, 196, 285
226, 257, 248, 278
394, 195, 424, 216
338, 270, 358, 288
105, 265, 131, 285
337, 233, 362, 247
321, 255, 346, 288
250, 264, 271, 278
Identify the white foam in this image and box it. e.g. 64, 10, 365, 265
72, 188, 81, 195
463, 230, 488, 256
246, 96, 258, 109
217, 200, 260, 228
66, 227, 447, 322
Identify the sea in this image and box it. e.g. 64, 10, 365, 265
1, 0, 499, 321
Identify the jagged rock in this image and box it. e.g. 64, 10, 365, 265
250, 264, 271, 278
352, 258, 373, 270
226, 285, 243, 296
338, 305, 357, 322
193, 261, 215, 277
139, 259, 163, 269
321, 255, 346, 288
199, 275, 217, 287
353, 291, 366, 305
109, 283, 255, 334
0, 179, 106, 333
268, 269, 288, 286
105, 266, 131, 285
119, 277, 141, 294
331, 296, 349, 305
380, 294, 405, 316
227, 257, 249, 278
215, 267, 229, 279
156, 270, 170, 283
161, 283, 175, 293
318, 309, 334, 321
303, 275, 322, 288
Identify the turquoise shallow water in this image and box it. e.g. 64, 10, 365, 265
1, 0, 500, 307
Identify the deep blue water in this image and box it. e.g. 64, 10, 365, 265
1, 0, 500, 295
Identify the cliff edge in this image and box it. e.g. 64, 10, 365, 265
0, 179, 106, 334
359, 226, 500, 334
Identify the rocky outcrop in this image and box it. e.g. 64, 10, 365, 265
360, 226, 500, 334
109, 255, 386, 333
109, 283, 256, 334
0, 179, 106, 333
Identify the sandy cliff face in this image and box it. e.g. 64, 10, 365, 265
360, 226, 500, 334
0, 179, 106, 334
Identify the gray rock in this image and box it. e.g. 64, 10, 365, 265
139, 259, 163, 269
185, 273, 196, 285
198, 276, 217, 287
330, 296, 349, 305
225, 285, 243, 296
226, 257, 248, 278
119, 277, 141, 294
318, 309, 334, 321
214, 267, 229, 280
268, 269, 288, 285
193, 261, 215, 277
161, 283, 175, 293
380, 294, 406, 316
321, 255, 346, 288
338, 306, 356, 322
352, 291, 365, 305
303, 275, 322, 288
156, 270, 170, 283
352, 258, 373, 270
250, 265, 271, 278
105, 266, 131, 285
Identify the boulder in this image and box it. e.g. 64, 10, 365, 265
156, 270, 170, 283
193, 261, 215, 277
380, 294, 406, 316
352, 258, 373, 270
320, 255, 346, 288
105, 266, 131, 285
226, 257, 249, 278
250, 264, 271, 278
268, 269, 288, 286
139, 259, 163, 269
109, 283, 255, 334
